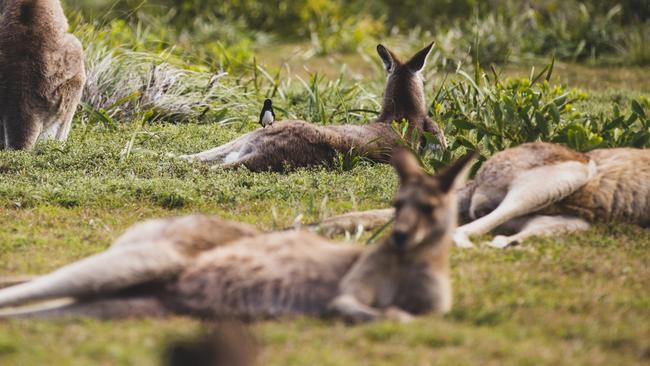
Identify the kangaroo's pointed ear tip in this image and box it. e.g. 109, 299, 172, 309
437, 151, 477, 191
377, 44, 387, 52
453, 151, 478, 171
461, 151, 477, 162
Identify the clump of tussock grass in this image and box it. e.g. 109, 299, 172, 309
81, 44, 247, 125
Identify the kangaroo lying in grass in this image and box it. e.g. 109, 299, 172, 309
0, 0, 85, 150
454, 142, 650, 248
0, 150, 473, 322
315, 142, 650, 248
178, 42, 447, 171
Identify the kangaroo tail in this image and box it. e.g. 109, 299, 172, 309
0, 241, 187, 308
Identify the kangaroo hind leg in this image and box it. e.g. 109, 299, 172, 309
0, 296, 168, 319
487, 215, 590, 248
0, 240, 186, 309
179, 132, 257, 164
2, 110, 43, 150
454, 160, 596, 248
217, 151, 270, 172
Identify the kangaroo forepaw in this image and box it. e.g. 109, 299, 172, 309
453, 231, 475, 248
383, 307, 414, 323
328, 295, 381, 323
485, 235, 519, 249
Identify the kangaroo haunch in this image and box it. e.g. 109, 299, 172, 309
178, 42, 446, 172
0, 0, 85, 150
0, 150, 473, 321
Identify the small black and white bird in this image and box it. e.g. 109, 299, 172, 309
258, 99, 275, 128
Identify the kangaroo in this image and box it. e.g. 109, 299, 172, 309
0, 0, 85, 150
453, 142, 650, 248
312, 143, 650, 248
178, 42, 447, 172
0, 150, 473, 322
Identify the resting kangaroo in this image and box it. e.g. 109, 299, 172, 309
453, 142, 650, 248
0, 0, 85, 150
0, 150, 473, 321
315, 143, 650, 248
178, 42, 446, 171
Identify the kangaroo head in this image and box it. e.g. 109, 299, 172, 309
9, 0, 69, 34
377, 42, 435, 122
389, 149, 474, 251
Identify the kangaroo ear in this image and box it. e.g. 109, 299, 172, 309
392, 148, 423, 184
377, 44, 399, 73
437, 152, 476, 192
406, 41, 435, 72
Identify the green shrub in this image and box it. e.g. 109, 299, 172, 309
394, 63, 649, 172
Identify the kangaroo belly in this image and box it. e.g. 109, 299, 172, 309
551, 148, 650, 225
166, 231, 361, 319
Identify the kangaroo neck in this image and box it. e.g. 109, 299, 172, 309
377, 81, 427, 124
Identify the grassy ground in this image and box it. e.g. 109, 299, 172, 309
0, 60, 649, 365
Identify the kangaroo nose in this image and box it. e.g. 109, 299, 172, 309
391, 230, 409, 248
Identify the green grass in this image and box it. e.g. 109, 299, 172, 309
0, 59, 649, 365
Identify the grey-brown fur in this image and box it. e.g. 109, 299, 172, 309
0, 150, 473, 322
179, 42, 446, 172
0, 0, 85, 150
454, 142, 650, 248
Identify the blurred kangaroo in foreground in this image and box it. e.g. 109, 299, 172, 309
315, 142, 650, 248
163, 322, 258, 366
178, 42, 446, 171
0, 0, 85, 150
0, 150, 473, 322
